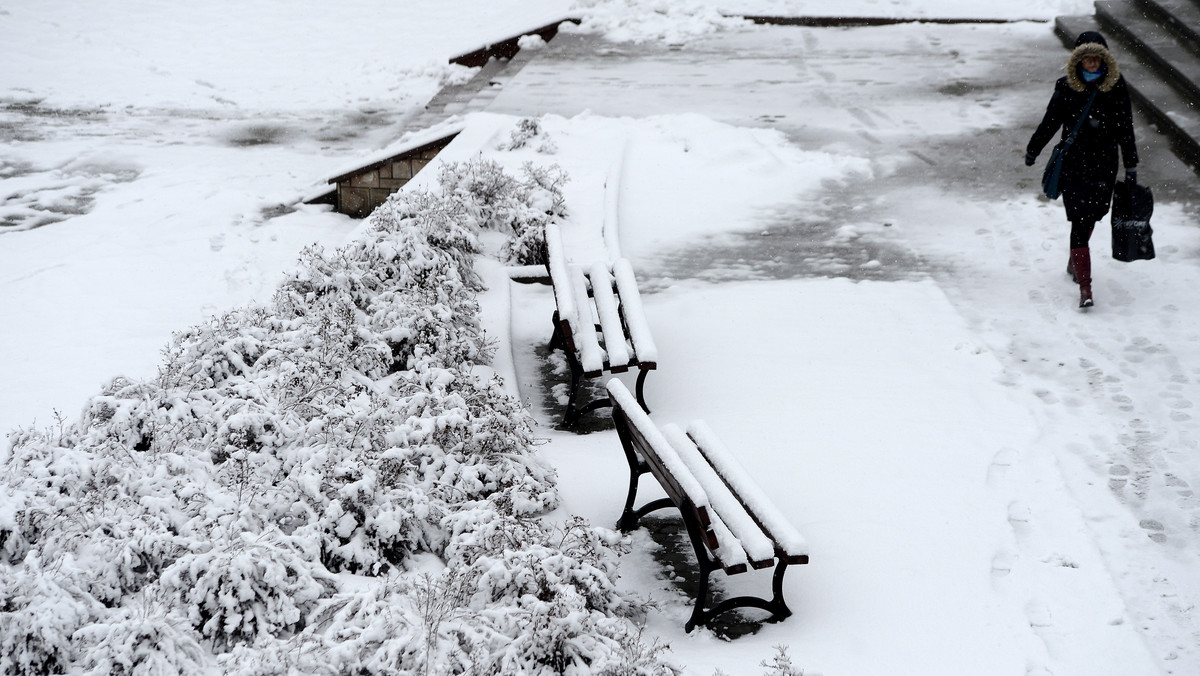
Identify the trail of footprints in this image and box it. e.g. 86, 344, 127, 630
986, 445, 1069, 675
997, 264, 1200, 668
1082, 334, 1200, 543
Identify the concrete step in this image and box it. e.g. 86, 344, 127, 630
1135, 0, 1200, 55
1056, 13, 1200, 167
1096, 0, 1200, 100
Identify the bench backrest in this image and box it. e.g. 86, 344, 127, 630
608, 380, 718, 550
544, 224, 658, 375
544, 223, 580, 354
608, 379, 810, 572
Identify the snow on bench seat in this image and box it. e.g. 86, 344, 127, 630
688, 420, 809, 562
612, 258, 657, 367
589, 261, 631, 372
608, 378, 710, 511
607, 379, 807, 631
569, 264, 605, 375
662, 423, 775, 570
545, 222, 578, 337
543, 225, 656, 424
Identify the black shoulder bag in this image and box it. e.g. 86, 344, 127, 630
1042, 88, 1099, 200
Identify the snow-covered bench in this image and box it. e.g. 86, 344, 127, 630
544, 223, 657, 425
607, 379, 809, 632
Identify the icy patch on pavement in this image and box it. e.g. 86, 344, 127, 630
1, 156, 142, 232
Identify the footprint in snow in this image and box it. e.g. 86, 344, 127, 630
1025, 599, 1053, 628
1008, 502, 1032, 539
1034, 389, 1059, 405
987, 447, 1018, 485
1139, 518, 1167, 544
990, 551, 1014, 584
1112, 393, 1134, 412
1109, 464, 1130, 492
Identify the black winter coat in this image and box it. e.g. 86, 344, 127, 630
1027, 43, 1138, 224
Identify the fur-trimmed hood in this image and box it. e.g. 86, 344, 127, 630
1066, 41, 1120, 93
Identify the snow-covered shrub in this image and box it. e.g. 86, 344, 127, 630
451, 515, 634, 613
227, 514, 670, 676
247, 364, 557, 576
281, 439, 452, 575
0, 561, 102, 675
500, 117, 543, 150
58, 517, 193, 608
159, 530, 332, 649
444, 513, 670, 674
440, 157, 515, 217
2, 384, 211, 607
363, 286, 488, 372
433, 155, 567, 266
760, 646, 806, 676
504, 162, 568, 267
75, 606, 206, 676
211, 571, 483, 676
0, 156, 679, 674
156, 306, 275, 392
499, 117, 558, 154
595, 629, 678, 676
0, 484, 37, 565
520, 161, 568, 222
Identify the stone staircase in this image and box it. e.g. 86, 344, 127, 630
1057, 0, 1200, 168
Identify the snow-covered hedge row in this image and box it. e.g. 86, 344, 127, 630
0, 156, 674, 675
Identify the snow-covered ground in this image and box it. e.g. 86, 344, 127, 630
6, 0, 1200, 674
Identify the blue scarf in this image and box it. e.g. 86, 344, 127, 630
1081, 66, 1106, 83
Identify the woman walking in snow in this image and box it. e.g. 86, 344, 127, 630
1025, 30, 1139, 308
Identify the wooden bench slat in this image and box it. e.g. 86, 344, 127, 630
705, 510, 750, 574
569, 265, 606, 375
607, 379, 805, 631
612, 258, 658, 367
545, 223, 579, 349
588, 262, 631, 371
543, 226, 654, 424
506, 264, 552, 283
687, 420, 810, 561
662, 423, 777, 568
608, 379, 710, 510
622, 413, 713, 532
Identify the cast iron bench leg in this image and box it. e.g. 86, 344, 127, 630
563, 361, 584, 426
770, 559, 793, 620
684, 518, 720, 633
635, 368, 651, 414
549, 311, 564, 351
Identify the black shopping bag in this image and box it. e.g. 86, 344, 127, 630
1111, 181, 1155, 262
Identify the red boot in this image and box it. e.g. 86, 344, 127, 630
1070, 247, 1093, 308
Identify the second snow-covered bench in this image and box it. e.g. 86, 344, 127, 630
545, 223, 657, 425
607, 379, 809, 632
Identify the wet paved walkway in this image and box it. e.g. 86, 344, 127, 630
489, 23, 1200, 283
492, 20, 1200, 673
